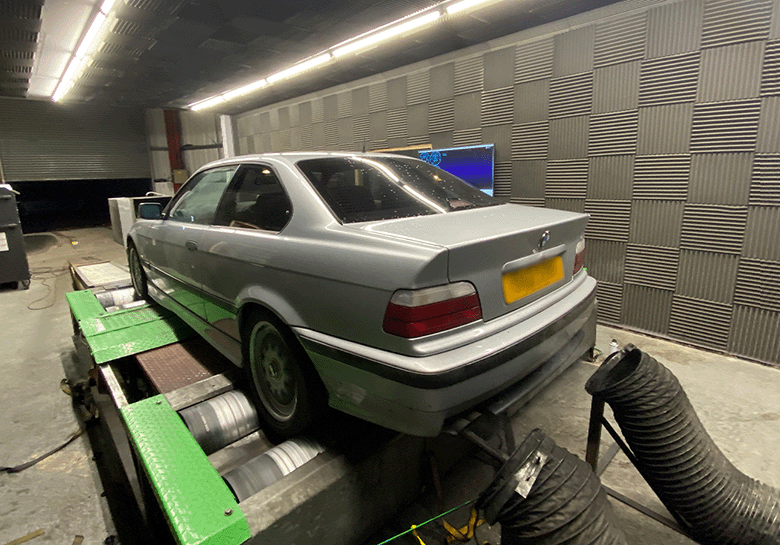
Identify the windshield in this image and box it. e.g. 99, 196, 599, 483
296, 156, 499, 223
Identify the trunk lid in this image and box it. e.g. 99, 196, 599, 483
356, 203, 589, 321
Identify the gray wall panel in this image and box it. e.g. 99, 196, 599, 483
512, 160, 546, 200
630, 200, 685, 247
596, 282, 623, 323
494, 161, 512, 200
677, 250, 739, 303
585, 200, 631, 241
387, 77, 407, 110
387, 109, 408, 140
594, 13, 646, 68
338, 118, 353, 147
689, 152, 753, 205
763, 41, 780, 95
514, 79, 549, 123
430, 63, 454, 100
368, 83, 387, 113
352, 88, 369, 116
586, 240, 626, 285
730, 306, 780, 362
773, 0, 780, 39
548, 116, 588, 160
515, 38, 553, 84
623, 284, 673, 334
757, 96, 780, 152
323, 95, 338, 121
624, 244, 679, 290
744, 206, 780, 260
646, 0, 703, 58
429, 131, 452, 149
589, 110, 638, 156
512, 121, 548, 160
429, 98, 455, 133
750, 155, 780, 205
337, 92, 352, 118
454, 56, 483, 95
734, 258, 780, 310
298, 101, 312, 126
483, 48, 515, 90
482, 124, 512, 162
701, 0, 773, 48
353, 115, 370, 144
407, 104, 429, 137
680, 204, 748, 254
545, 159, 588, 199
481, 87, 513, 127
637, 103, 693, 156
290, 104, 300, 127
697, 42, 764, 103
369, 111, 387, 141
545, 198, 585, 213
452, 128, 481, 147
549, 72, 593, 118
553, 26, 594, 77
311, 98, 324, 123
639, 52, 700, 107
454, 92, 481, 130
593, 61, 639, 114
633, 155, 690, 200
690, 99, 761, 153
269, 109, 280, 130
669, 295, 733, 349
588, 155, 634, 200
407, 71, 430, 106
278, 107, 290, 130
311, 122, 324, 148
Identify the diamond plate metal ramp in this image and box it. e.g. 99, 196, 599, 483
121, 395, 250, 545
66, 290, 194, 364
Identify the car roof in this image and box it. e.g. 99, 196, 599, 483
195, 151, 411, 171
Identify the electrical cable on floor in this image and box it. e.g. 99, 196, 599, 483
25, 265, 69, 311
0, 428, 85, 474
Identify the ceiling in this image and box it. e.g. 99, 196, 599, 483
1, 0, 623, 115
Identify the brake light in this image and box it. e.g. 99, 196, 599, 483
574, 238, 586, 275
383, 282, 482, 338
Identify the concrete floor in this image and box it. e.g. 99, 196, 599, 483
1, 226, 778, 545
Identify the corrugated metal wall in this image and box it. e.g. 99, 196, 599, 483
0, 98, 150, 181
234, 0, 780, 366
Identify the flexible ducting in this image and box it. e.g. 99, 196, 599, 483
478, 429, 627, 545
585, 346, 780, 545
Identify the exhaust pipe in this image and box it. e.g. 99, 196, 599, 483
478, 429, 627, 545
586, 346, 780, 545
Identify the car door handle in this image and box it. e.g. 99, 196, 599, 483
185, 240, 198, 251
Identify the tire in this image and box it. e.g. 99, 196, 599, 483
127, 242, 148, 300
243, 310, 324, 437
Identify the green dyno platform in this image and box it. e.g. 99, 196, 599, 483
66, 290, 193, 363
122, 396, 250, 545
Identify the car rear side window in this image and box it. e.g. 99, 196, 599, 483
296, 156, 499, 223
168, 166, 237, 225
214, 165, 292, 231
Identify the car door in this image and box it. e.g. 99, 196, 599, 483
153, 165, 237, 318
198, 164, 294, 341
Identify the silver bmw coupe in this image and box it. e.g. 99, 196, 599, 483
127, 152, 597, 437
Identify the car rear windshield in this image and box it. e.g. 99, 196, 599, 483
296, 156, 500, 223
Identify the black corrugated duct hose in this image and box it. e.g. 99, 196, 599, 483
585, 345, 780, 545
478, 429, 627, 545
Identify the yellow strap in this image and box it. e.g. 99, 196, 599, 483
410, 525, 427, 545
444, 507, 487, 543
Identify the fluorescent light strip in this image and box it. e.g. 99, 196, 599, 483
52, 0, 115, 102
332, 11, 440, 57
188, 0, 501, 111
445, 0, 495, 15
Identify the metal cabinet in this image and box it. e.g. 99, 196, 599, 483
0, 186, 30, 288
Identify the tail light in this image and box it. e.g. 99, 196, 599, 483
574, 238, 586, 275
383, 282, 482, 338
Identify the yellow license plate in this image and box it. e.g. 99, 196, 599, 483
502, 256, 564, 304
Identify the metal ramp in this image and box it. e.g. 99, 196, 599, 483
67, 262, 424, 545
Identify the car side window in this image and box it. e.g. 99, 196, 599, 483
214, 165, 292, 231
167, 166, 237, 225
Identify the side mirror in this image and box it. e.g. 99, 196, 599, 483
138, 202, 163, 220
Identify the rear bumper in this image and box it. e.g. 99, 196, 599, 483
296, 276, 597, 436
